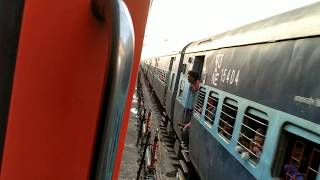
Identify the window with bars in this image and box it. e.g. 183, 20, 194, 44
194, 87, 206, 116
236, 108, 268, 163
218, 98, 238, 140
204, 91, 219, 125
306, 148, 320, 179
277, 132, 320, 180
159, 70, 166, 83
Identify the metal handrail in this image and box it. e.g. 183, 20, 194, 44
91, 0, 135, 179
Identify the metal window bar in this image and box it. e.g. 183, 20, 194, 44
197, 90, 206, 95
220, 110, 236, 120
195, 106, 202, 112
284, 140, 306, 180
204, 114, 214, 124
204, 94, 218, 123
196, 100, 205, 106
237, 109, 268, 164
195, 104, 202, 111
239, 132, 252, 143
307, 167, 318, 173
195, 112, 201, 118
217, 125, 233, 137
206, 102, 215, 109
305, 148, 320, 179
208, 97, 217, 102
197, 95, 206, 100
196, 98, 204, 106
222, 103, 237, 112
198, 91, 206, 100
219, 118, 233, 128
291, 156, 301, 163
239, 132, 264, 149
241, 123, 266, 138
195, 109, 202, 115
218, 100, 238, 140
205, 109, 215, 116
292, 141, 304, 160
236, 140, 259, 159
244, 114, 268, 127
195, 104, 204, 111
206, 98, 217, 108
198, 89, 206, 93
239, 109, 268, 158
196, 100, 205, 105
195, 90, 206, 114
194, 106, 200, 110
208, 97, 218, 102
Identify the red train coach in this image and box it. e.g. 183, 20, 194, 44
0, 0, 150, 179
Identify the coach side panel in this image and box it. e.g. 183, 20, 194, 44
203, 37, 320, 124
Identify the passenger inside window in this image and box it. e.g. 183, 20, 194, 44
236, 110, 268, 163
218, 99, 238, 141
219, 120, 232, 139
204, 97, 217, 124
250, 128, 265, 158
283, 154, 307, 180
236, 127, 266, 162
278, 133, 320, 180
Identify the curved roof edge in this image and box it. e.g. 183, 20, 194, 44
185, 2, 320, 53
142, 51, 180, 60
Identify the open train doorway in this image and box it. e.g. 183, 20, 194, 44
192, 55, 205, 80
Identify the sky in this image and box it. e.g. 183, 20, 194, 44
141, 0, 319, 58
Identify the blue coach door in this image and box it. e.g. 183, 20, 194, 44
173, 55, 205, 140
163, 56, 175, 106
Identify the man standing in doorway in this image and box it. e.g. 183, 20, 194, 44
181, 71, 200, 146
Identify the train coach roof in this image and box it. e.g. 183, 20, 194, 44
143, 51, 181, 60
185, 2, 320, 53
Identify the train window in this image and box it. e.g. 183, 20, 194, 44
182, 64, 187, 74
218, 98, 238, 141
204, 91, 219, 125
178, 81, 185, 97
192, 56, 205, 76
273, 130, 319, 180
236, 108, 268, 164
159, 70, 165, 83
162, 71, 165, 82
170, 73, 175, 91
194, 87, 206, 117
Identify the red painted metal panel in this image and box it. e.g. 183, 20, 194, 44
2, 0, 110, 179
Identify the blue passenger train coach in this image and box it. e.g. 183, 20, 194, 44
142, 3, 319, 180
